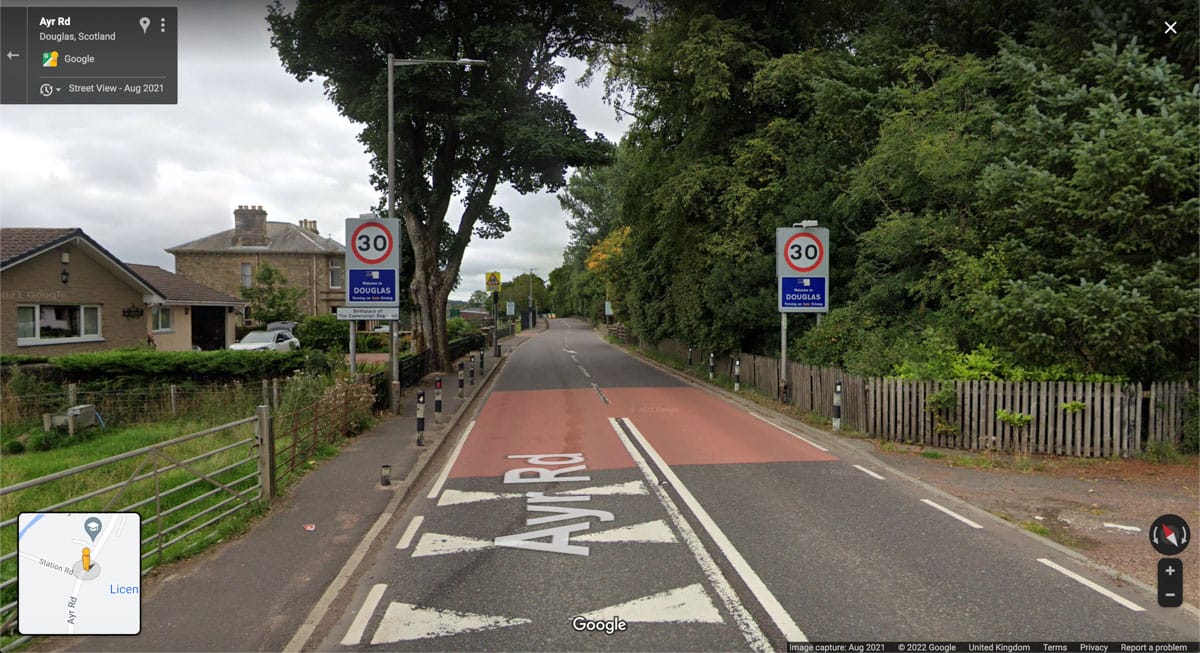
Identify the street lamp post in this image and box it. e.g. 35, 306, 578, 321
528, 268, 534, 330
386, 53, 485, 410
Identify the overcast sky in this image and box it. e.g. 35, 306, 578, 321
0, 1, 627, 301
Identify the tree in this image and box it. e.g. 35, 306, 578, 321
240, 262, 304, 325
467, 290, 491, 307
268, 1, 633, 369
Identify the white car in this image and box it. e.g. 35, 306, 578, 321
230, 330, 300, 352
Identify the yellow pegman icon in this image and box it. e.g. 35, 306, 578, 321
82, 547, 91, 572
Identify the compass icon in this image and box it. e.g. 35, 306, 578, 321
1149, 514, 1190, 556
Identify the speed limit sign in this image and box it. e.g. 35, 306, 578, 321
344, 216, 401, 310
777, 226, 829, 313
351, 221, 395, 265
776, 227, 828, 277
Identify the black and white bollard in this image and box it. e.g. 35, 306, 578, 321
708, 352, 715, 380
480, 347, 485, 372
416, 390, 427, 446
735, 359, 741, 392
833, 380, 842, 431
688, 347, 693, 369
434, 376, 443, 423
469, 355, 476, 386
458, 361, 465, 398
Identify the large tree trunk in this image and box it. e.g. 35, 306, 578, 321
410, 265, 453, 371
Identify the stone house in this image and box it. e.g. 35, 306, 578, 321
167, 205, 345, 321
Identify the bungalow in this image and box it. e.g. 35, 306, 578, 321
1, 228, 242, 355
125, 264, 244, 351
1, 228, 165, 355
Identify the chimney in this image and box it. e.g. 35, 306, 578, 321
299, 219, 319, 234
233, 205, 268, 246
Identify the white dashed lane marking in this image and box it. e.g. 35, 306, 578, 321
920, 499, 983, 529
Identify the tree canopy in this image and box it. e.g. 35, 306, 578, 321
268, 0, 633, 368
553, 0, 1198, 383
240, 262, 304, 325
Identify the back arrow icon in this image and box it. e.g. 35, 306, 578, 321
6, 51, 19, 60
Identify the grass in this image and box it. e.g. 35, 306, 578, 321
1020, 520, 1051, 536
919, 450, 945, 459
945, 453, 1001, 469
0, 374, 374, 649
1139, 440, 1185, 464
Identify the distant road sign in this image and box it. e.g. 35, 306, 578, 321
506, 301, 515, 317
486, 271, 501, 292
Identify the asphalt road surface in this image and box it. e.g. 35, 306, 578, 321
315, 318, 1198, 651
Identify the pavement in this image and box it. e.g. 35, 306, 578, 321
32, 329, 540, 653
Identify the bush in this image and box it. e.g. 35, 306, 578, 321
447, 317, 478, 341
356, 333, 389, 353
296, 314, 350, 353
50, 350, 307, 383
4, 438, 25, 454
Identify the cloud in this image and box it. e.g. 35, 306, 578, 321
0, 2, 626, 301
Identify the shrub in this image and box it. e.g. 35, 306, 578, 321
50, 350, 307, 383
297, 314, 350, 353
447, 317, 478, 341
356, 333, 389, 353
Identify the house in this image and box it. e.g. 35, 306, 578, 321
458, 308, 493, 326
0, 228, 165, 355
167, 205, 345, 321
125, 264, 245, 351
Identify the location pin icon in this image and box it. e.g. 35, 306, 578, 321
139, 17, 150, 34
84, 517, 102, 542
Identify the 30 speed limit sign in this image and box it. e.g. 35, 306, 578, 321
776, 227, 828, 277
351, 222, 394, 265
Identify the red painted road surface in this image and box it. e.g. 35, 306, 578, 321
450, 386, 836, 479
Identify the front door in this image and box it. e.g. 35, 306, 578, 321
191, 306, 225, 350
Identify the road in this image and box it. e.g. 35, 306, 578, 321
316, 318, 1197, 651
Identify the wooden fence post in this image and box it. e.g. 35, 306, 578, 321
68, 383, 78, 406
256, 405, 275, 499
170, 385, 178, 417
272, 378, 280, 411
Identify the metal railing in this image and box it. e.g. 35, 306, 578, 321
0, 411, 266, 649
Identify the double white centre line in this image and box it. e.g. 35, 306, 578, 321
610, 417, 806, 647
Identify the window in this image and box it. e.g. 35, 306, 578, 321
16, 306, 35, 338
329, 259, 342, 289
241, 263, 253, 288
152, 306, 172, 332
16, 304, 102, 345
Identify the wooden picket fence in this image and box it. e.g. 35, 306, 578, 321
649, 339, 1194, 457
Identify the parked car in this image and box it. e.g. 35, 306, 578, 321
266, 321, 298, 332
230, 330, 300, 352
